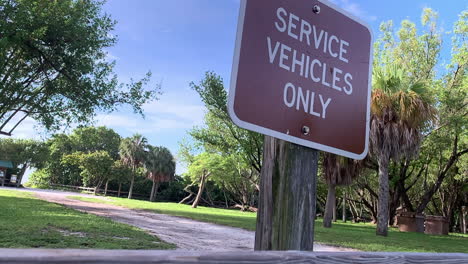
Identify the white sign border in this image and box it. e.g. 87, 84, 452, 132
228, 0, 374, 160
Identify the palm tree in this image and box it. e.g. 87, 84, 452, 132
119, 134, 148, 199
322, 153, 362, 228
370, 66, 436, 236
145, 146, 176, 202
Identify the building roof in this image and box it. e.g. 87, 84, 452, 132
0, 160, 13, 169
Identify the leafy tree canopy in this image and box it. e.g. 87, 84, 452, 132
0, 138, 47, 169
188, 72, 263, 173
62, 150, 114, 188
0, 0, 160, 136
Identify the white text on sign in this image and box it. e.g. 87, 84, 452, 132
267, 7, 354, 119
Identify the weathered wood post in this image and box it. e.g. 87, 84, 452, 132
255, 136, 318, 251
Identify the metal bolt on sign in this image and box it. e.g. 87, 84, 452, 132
312, 5, 321, 14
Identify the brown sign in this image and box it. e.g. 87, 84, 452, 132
228, 0, 373, 159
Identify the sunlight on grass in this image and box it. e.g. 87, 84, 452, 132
0, 190, 175, 249
67, 195, 468, 253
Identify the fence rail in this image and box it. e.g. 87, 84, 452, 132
0, 249, 466, 264
49, 184, 147, 198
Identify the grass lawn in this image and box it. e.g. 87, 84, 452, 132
0, 190, 175, 249
68, 195, 468, 253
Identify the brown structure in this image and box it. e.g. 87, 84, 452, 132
425, 215, 450, 235
397, 212, 425, 233
0, 160, 14, 187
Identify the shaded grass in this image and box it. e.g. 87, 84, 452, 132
67, 195, 468, 253
0, 190, 175, 249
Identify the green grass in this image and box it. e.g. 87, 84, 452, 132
0, 190, 175, 249
67, 195, 468, 253
67, 195, 257, 230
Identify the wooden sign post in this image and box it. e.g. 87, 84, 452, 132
255, 136, 318, 250
228, 0, 373, 250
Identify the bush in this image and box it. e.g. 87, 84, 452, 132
26, 169, 51, 189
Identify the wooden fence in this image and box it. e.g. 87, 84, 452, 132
0, 249, 466, 264
49, 184, 147, 198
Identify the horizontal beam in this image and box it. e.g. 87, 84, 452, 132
0, 130, 11, 136
0, 249, 466, 264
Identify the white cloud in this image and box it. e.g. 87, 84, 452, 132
96, 114, 140, 129
96, 91, 206, 133
329, 0, 377, 22
143, 100, 205, 127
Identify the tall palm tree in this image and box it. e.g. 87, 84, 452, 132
322, 153, 362, 228
145, 146, 176, 202
119, 134, 148, 199
370, 66, 436, 236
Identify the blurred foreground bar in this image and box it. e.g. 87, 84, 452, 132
0, 249, 467, 264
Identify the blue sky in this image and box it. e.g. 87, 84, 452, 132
11, 0, 467, 176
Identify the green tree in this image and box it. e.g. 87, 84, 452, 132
109, 160, 132, 197
322, 153, 362, 228
46, 134, 80, 185
62, 151, 114, 195
370, 67, 436, 236
0, 138, 47, 186
413, 10, 467, 214
181, 72, 263, 208
145, 146, 176, 202
43, 126, 121, 186
0, 0, 159, 136
119, 134, 148, 199
182, 152, 225, 208
209, 154, 258, 210
189, 72, 263, 176
371, 9, 468, 233
69, 126, 121, 159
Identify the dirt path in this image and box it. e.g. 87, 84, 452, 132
16, 188, 355, 252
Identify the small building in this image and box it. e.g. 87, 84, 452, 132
0, 160, 14, 186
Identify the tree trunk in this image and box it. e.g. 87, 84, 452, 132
104, 180, 109, 196
377, 157, 390, 236
192, 172, 208, 208
333, 199, 337, 223
150, 180, 159, 202
461, 206, 467, 234
323, 184, 336, 228
128, 174, 135, 199
94, 181, 103, 196
16, 163, 28, 187
416, 137, 467, 214
223, 189, 229, 208
254, 136, 318, 251
349, 200, 358, 222
179, 193, 193, 204
342, 190, 347, 223
118, 183, 122, 197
